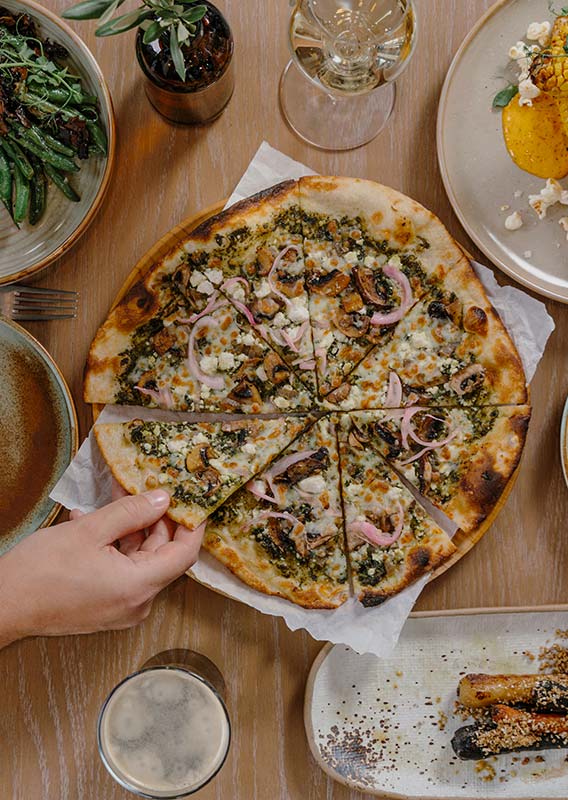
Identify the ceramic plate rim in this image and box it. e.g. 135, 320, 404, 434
1, 317, 79, 533
0, 0, 116, 286
304, 603, 568, 800
560, 395, 568, 488
436, 0, 568, 304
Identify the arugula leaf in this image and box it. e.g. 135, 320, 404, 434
492, 83, 519, 109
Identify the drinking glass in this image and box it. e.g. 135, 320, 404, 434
97, 650, 230, 798
279, 0, 417, 150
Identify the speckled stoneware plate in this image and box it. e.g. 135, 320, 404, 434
0, 317, 78, 552
305, 607, 568, 799
0, 0, 116, 286
437, 0, 568, 303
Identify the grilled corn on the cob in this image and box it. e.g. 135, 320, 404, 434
530, 16, 568, 92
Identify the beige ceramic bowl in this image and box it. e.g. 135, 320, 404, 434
0, 0, 116, 285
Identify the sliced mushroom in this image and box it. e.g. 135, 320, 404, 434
428, 297, 462, 327
352, 266, 387, 307
341, 291, 364, 314
306, 530, 336, 550
263, 351, 290, 385
234, 357, 262, 381
276, 447, 330, 485
152, 327, 177, 356
256, 246, 276, 276
267, 517, 308, 558
196, 467, 221, 497
307, 269, 351, 296
449, 364, 486, 396
414, 412, 447, 443
463, 306, 488, 336
334, 309, 370, 339
416, 455, 433, 492
249, 295, 282, 320
348, 429, 366, 450
325, 383, 351, 404
272, 271, 304, 298
228, 380, 263, 405
185, 445, 213, 472
138, 371, 157, 389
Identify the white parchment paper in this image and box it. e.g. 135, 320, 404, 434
50, 141, 555, 657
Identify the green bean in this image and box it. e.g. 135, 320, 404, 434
86, 121, 107, 156
9, 131, 79, 173
28, 160, 47, 226
42, 88, 98, 107
0, 137, 33, 180
29, 125, 75, 157
0, 148, 12, 208
13, 164, 30, 223
43, 163, 80, 202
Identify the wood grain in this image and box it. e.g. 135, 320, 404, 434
1, 0, 565, 798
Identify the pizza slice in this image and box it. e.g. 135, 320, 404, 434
324, 279, 527, 410
204, 416, 348, 609
85, 291, 312, 413
94, 416, 312, 530
337, 414, 455, 607
350, 405, 531, 534
298, 176, 471, 397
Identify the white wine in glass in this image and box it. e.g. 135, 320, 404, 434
280, 0, 417, 150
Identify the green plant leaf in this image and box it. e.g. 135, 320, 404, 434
62, 0, 115, 20
96, 7, 153, 35
143, 19, 163, 43
177, 20, 190, 42
181, 4, 206, 22
492, 83, 518, 108
169, 25, 186, 81
98, 0, 121, 26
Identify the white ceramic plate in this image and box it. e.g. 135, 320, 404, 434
437, 0, 568, 303
0, 0, 115, 285
305, 607, 568, 798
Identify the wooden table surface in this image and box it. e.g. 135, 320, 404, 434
1, 0, 566, 797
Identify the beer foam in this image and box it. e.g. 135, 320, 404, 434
100, 668, 230, 796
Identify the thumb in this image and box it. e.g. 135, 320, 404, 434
81, 490, 171, 544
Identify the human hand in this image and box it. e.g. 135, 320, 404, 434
0, 484, 204, 648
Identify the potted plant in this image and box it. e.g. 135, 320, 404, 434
63, 0, 234, 124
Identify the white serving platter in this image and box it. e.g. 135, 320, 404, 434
305, 607, 568, 798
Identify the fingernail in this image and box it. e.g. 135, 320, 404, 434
143, 489, 170, 509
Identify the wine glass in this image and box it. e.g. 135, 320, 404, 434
279, 0, 417, 151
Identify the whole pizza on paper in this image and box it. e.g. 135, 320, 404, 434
86, 177, 531, 609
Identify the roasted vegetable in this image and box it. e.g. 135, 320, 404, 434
530, 16, 568, 139
458, 673, 568, 712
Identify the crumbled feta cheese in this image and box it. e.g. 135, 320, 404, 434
363, 255, 376, 268
189, 270, 206, 287
297, 475, 326, 494
526, 20, 551, 47
242, 443, 256, 455
273, 312, 287, 328
167, 439, 185, 452
227, 285, 245, 303
339, 385, 360, 410
518, 77, 540, 107
158, 473, 169, 484
273, 396, 291, 409
504, 211, 523, 230
193, 432, 209, 445
241, 332, 256, 347
319, 331, 335, 350
529, 179, 568, 219
412, 329, 433, 349
218, 352, 236, 371
560, 217, 568, 240
288, 303, 309, 324
344, 251, 358, 264
256, 365, 268, 382
199, 355, 218, 375
524, 250, 533, 259
255, 280, 272, 298
205, 268, 223, 285
197, 280, 215, 295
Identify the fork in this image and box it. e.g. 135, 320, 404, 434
0, 284, 79, 321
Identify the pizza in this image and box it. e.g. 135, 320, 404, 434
337, 415, 455, 606
351, 406, 531, 534
94, 416, 311, 530
204, 416, 348, 609
85, 176, 533, 610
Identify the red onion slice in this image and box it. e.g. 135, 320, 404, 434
231, 299, 257, 326
370, 262, 413, 326
247, 479, 280, 505
220, 277, 250, 294
135, 385, 175, 409
265, 450, 319, 481
397, 430, 459, 465
245, 511, 304, 535
350, 504, 404, 547
267, 244, 300, 307
385, 371, 403, 408
187, 316, 225, 390
315, 347, 327, 377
